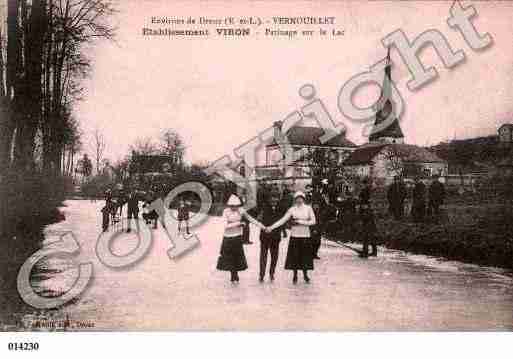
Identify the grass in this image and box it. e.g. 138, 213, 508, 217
369, 197, 513, 269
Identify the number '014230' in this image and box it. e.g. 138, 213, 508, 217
8, 342, 40, 351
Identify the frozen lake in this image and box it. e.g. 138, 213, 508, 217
9, 200, 513, 331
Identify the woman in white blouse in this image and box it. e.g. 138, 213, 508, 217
216, 194, 266, 282
267, 191, 316, 283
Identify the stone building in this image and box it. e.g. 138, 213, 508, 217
255, 121, 357, 188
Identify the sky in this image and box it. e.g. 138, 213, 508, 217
75, 0, 513, 165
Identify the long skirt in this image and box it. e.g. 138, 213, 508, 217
216, 236, 248, 272
285, 237, 314, 271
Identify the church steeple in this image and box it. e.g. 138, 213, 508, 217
369, 48, 404, 144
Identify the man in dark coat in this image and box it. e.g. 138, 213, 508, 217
258, 194, 285, 282
411, 177, 427, 223
126, 190, 140, 233
428, 175, 446, 220
358, 201, 378, 258
387, 175, 407, 220
101, 204, 111, 232
339, 189, 358, 240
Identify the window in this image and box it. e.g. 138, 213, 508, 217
267, 148, 284, 166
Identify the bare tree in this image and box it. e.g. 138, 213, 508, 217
130, 136, 158, 156
92, 128, 106, 174
381, 145, 405, 178
305, 147, 353, 196
160, 129, 185, 166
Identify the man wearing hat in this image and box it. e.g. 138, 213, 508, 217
428, 174, 445, 221
411, 176, 427, 223
338, 188, 357, 240
387, 175, 407, 220
357, 178, 377, 257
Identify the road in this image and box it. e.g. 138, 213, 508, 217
11, 200, 513, 330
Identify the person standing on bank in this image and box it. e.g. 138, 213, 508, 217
428, 175, 446, 221
217, 194, 266, 283
258, 193, 285, 282
411, 176, 427, 223
267, 191, 316, 284
387, 175, 407, 220
358, 200, 378, 258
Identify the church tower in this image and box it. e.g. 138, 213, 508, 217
369, 48, 404, 144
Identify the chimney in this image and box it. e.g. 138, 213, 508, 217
273, 121, 283, 143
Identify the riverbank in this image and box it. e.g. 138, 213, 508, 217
331, 203, 513, 270
0, 200, 66, 327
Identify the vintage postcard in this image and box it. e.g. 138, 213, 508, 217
0, 0, 512, 345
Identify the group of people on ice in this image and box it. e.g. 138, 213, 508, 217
98, 173, 446, 285
100, 187, 191, 235
216, 173, 447, 284
216, 178, 379, 284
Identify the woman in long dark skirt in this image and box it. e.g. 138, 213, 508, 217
268, 191, 316, 284
217, 194, 265, 282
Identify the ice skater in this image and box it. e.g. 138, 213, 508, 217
216, 194, 266, 283
177, 198, 190, 235
126, 190, 140, 233
258, 193, 285, 282
267, 191, 316, 284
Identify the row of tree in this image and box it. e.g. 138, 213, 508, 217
0, 0, 116, 235
0, 0, 115, 176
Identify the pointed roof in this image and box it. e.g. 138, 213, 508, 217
369, 48, 404, 141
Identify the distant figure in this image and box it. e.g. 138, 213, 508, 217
115, 184, 126, 218
217, 195, 265, 283
358, 200, 378, 258
177, 198, 190, 235
359, 178, 372, 205
142, 200, 158, 229
258, 193, 285, 282
411, 177, 427, 223
387, 175, 407, 220
101, 204, 111, 232
237, 193, 253, 245
428, 175, 446, 220
105, 189, 113, 206
126, 190, 140, 233
268, 191, 316, 284
310, 192, 325, 260
279, 186, 294, 238
281, 185, 294, 209
339, 189, 358, 240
